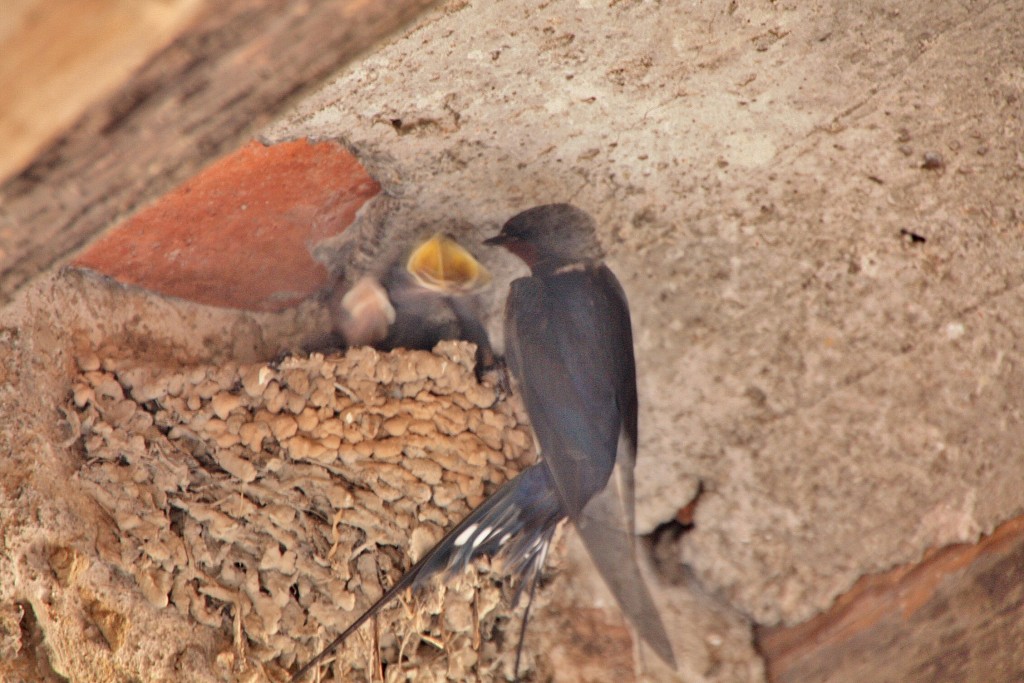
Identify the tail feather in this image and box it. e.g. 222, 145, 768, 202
291, 463, 564, 681
576, 484, 677, 667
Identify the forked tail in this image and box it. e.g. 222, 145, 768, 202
290, 463, 564, 681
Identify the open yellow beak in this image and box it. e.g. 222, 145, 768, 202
405, 233, 492, 294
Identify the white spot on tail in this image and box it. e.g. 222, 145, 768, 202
454, 524, 478, 547
473, 527, 494, 549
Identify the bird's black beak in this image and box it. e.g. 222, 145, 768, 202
483, 234, 511, 247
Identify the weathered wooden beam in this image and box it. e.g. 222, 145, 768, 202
758, 516, 1024, 682
0, 0, 437, 305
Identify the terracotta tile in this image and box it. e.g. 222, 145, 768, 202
73, 138, 379, 311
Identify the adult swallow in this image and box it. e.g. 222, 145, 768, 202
291, 206, 673, 681
483, 203, 675, 668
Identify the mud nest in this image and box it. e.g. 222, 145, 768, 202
68, 341, 538, 681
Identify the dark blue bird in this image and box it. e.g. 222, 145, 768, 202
291, 204, 674, 681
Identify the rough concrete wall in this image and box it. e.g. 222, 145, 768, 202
264, 0, 1024, 630
3, 0, 1024, 681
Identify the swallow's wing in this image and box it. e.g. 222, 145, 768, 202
504, 265, 632, 521
576, 270, 677, 664
597, 265, 639, 535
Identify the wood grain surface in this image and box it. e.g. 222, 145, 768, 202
0, 0, 436, 305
